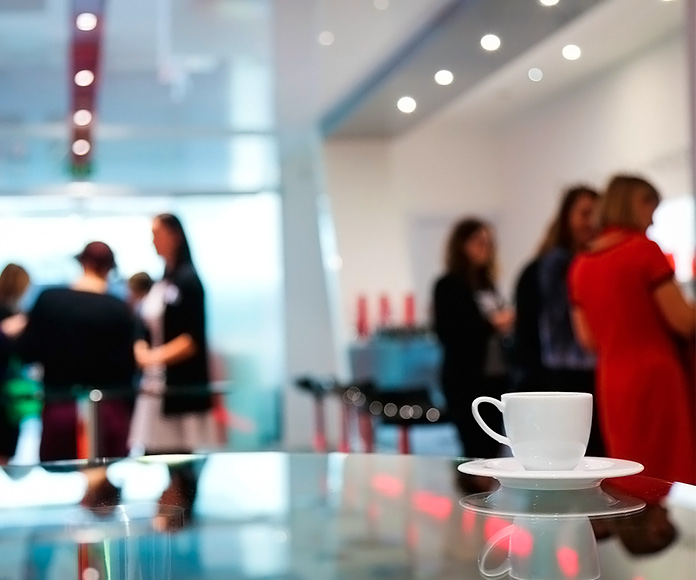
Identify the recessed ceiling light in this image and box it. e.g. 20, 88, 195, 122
434, 70, 454, 86
562, 44, 582, 60
74, 70, 95, 86
72, 139, 91, 156
318, 31, 334, 46
76, 12, 97, 31
480, 34, 501, 51
528, 68, 543, 82
374, 0, 389, 9
73, 109, 93, 126
397, 96, 417, 114
539, 0, 559, 6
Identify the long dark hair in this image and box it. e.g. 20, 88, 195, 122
536, 185, 599, 256
444, 217, 496, 290
156, 213, 194, 279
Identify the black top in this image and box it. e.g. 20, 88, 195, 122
16, 288, 136, 394
160, 264, 211, 415
432, 272, 492, 396
511, 259, 544, 388
512, 251, 596, 388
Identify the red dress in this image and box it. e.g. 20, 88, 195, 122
569, 229, 695, 484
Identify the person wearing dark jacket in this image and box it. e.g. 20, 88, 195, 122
16, 242, 137, 461
0, 263, 31, 463
512, 185, 605, 457
128, 213, 216, 455
432, 218, 514, 459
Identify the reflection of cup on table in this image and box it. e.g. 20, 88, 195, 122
478, 515, 599, 580
472, 392, 592, 471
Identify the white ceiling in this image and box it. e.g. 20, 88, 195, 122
0, 0, 687, 190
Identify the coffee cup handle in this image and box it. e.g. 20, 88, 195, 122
478, 524, 513, 578
471, 397, 510, 446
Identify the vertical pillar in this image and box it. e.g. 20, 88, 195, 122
273, 0, 347, 450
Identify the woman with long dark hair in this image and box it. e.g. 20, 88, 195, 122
512, 185, 606, 456
432, 218, 514, 458
128, 214, 216, 455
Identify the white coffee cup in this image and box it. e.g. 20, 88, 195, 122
479, 515, 600, 580
471, 392, 592, 471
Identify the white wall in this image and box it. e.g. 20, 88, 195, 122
494, 34, 690, 294
323, 34, 691, 339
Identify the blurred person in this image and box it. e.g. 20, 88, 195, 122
128, 213, 216, 456
16, 241, 137, 461
432, 218, 515, 459
127, 271, 154, 313
569, 175, 695, 484
0, 263, 31, 463
512, 185, 606, 457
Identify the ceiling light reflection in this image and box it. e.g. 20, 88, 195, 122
539, 0, 559, 6
374, 0, 389, 9
76, 12, 97, 31
397, 96, 417, 114
434, 70, 454, 85
528, 68, 543, 82
480, 34, 501, 51
562, 44, 582, 60
74, 70, 95, 86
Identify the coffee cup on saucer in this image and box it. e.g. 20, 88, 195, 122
478, 515, 600, 580
471, 392, 593, 471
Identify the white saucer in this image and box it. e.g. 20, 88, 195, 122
458, 457, 643, 490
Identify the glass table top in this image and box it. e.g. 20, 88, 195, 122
0, 452, 694, 579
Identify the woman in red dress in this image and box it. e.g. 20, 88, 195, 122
568, 175, 695, 484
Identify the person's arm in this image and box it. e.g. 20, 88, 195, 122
135, 335, 196, 368
0, 313, 26, 338
570, 307, 596, 352
653, 279, 695, 338
135, 270, 204, 369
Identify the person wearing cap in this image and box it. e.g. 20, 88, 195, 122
15, 241, 137, 461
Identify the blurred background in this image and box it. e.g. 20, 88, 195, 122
0, 0, 693, 452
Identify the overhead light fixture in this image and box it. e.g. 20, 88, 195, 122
76, 12, 98, 31
434, 70, 454, 86
539, 0, 559, 6
318, 31, 334, 46
528, 68, 543, 82
374, 0, 389, 9
480, 34, 501, 52
74, 70, 95, 86
397, 96, 417, 114
73, 109, 93, 126
72, 139, 91, 156
562, 44, 582, 60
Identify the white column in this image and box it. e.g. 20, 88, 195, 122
273, 0, 346, 450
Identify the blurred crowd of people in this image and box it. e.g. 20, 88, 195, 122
0, 213, 219, 464
0, 174, 694, 488
432, 173, 695, 485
